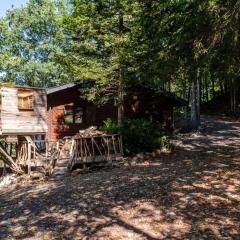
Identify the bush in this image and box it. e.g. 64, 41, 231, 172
120, 119, 160, 154
101, 118, 173, 155
101, 118, 119, 134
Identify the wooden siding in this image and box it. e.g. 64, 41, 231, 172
47, 86, 118, 140
0, 87, 48, 135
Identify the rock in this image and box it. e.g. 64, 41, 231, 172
166, 212, 177, 220
0, 174, 18, 189
132, 156, 138, 162
30, 172, 44, 180
136, 152, 144, 159
155, 149, 162, 155
151, 152, 156, 158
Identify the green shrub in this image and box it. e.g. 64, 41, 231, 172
159, 135, 174, 150
101, 118, 119, 134
120, 119, 160, 154
101, 118, 173, 155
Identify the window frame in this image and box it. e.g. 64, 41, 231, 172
63, 105, 85, 125
17, 89, 34, 111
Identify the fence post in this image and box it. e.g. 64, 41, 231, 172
27, 142, 31, 175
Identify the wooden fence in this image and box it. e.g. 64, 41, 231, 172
0, 138, 60, 175
68, 134, 123, 170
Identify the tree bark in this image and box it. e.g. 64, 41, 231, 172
191, 68, 201, 128
230, 79, 237, 114
205, 70, 209, 102
211, 78, 215, 99
118, 69, 124, 127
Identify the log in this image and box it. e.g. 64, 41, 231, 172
0, 143, 24, 174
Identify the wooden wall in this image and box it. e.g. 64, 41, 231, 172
0, 87, 48, 135
47, 86, 118, 140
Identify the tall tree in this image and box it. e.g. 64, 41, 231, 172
0, 0, 68, 87
60, 0, 136, 124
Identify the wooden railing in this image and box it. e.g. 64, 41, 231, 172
68, 134, 123, 170
17, 139, 60, 174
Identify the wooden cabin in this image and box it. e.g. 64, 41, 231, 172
0, 84, 48, 136
47, 82, 186, 140
47, 83, 117, 140
125, 85, 187, 128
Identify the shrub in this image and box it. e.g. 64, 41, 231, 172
101, 118, 173, 155
120, 119, 161, 154
101, 118, 119, 134
159, 134, 174, 151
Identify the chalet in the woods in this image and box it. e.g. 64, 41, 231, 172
47, 82, 186, 140
0, 83, 185, 141
125, 85, 186, 128
0, 83, 185, 174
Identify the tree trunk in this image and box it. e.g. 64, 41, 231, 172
205, 71, 209, 102
230, 79, 237, 114
191, 68, 201, 128
118, 69, 124, 127
211, 78, 215, 99
117, 2, 124, 127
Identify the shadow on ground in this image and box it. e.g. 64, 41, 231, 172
0, 115, 240, 239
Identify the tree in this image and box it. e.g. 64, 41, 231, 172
0, 0, 68, 87
60, 0, 137, 125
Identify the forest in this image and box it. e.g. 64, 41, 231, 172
1, 0, 240, 128
0, 1, 240, 239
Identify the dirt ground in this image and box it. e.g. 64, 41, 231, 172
0, 115, 240, 240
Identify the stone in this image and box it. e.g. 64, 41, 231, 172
136, 152, 144, 159
166, 212, 176, 220
155, 149, 162, 155
151, 152, 156, 158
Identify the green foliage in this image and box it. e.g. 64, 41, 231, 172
101, 118, 119, 134
1, 0, 240, 115
120, 119, 161, 154
159, 135, 174, 151
101, 118, 172, 154
0, 0, 69, 87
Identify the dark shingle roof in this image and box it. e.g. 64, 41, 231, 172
46, 82, 79, 94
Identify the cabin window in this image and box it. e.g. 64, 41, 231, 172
18, 90, 34, 110
64, 106, 84, 124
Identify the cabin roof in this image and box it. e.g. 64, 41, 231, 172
46, 82, 187, 106
46, 80, 94, 95
127, 85, 187, 107
0, 83, 46, 91
46, 82, 79, 94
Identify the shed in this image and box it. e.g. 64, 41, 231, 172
0, 84, 48, 136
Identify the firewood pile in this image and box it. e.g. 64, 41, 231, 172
75, 126, 107, 138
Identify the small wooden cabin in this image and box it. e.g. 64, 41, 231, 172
0, 84, 48, 136
47, 82, 186, 140
47, 83, 117, 140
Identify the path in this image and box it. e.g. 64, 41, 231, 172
0, 115, 239, 239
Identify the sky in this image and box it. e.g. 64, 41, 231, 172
0, 0, 28, 17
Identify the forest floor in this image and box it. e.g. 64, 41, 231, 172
0, 115, 240, 240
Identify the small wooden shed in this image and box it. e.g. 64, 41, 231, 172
47, 82, 187, 139
0, 84, 51, 175
0, 84, 48, 136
